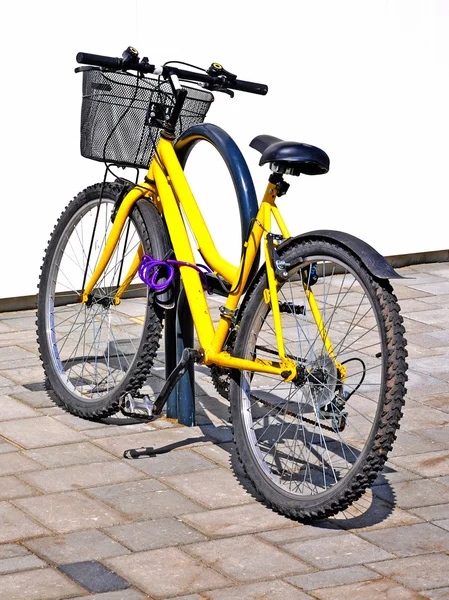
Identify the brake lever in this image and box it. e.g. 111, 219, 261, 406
214, 87, 234, 98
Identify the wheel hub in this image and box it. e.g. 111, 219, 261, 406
85, 294, 114, 309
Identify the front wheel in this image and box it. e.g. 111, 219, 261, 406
230, 239, 407, 520
37, 183, 165, 419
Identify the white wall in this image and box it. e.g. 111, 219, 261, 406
1, 0, 448, 298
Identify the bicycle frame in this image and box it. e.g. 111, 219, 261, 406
81, 135, 341, 382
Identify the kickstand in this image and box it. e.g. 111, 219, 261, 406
120, 347, 202, 420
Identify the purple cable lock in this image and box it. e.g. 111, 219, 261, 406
138, 254, 213, 293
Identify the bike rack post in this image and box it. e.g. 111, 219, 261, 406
164, 284, 195, 425
175, 287, 195, 426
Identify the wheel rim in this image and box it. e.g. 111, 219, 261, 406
44, 197, 149, 400
240, 255, 386, 499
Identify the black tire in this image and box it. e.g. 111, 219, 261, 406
37, 182, 165, 419
230, 239, 407, 520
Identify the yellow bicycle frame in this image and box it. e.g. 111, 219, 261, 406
81, 135, 343, 382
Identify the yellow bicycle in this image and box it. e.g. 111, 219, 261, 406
37, 47, 407, 519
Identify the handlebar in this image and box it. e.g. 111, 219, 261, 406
76, 50, 268, 96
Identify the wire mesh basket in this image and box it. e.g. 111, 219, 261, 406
79, 68, 214, 169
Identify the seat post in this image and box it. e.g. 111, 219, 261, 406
268, 172, 290, 198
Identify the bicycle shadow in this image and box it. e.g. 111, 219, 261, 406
120, 377, 397, 529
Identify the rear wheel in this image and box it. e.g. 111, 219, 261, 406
37, 183, 164, 419
230, 239, 407, 520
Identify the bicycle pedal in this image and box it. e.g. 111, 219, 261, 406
121, 393, 154, 420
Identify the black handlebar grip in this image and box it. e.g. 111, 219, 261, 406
76, 52, 122, 69
230, 79, 268, 96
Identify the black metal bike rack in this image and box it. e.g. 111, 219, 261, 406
163, 124, 259, 426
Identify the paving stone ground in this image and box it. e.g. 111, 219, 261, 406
0, 262, 448, 599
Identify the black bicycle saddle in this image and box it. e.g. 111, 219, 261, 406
250, 134, 330, 176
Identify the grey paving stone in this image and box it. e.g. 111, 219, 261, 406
0, 544, 29, 559
13, 491, 128, 533
404, 343, 446, 359
185, 535, 312, 582
0, 554, 46, 575
373, 463, 421, 487
435, 519, 449, 531
422, 588, 449, 600
258, 521, 343, 545
0, 335, 38, 355
420, 395, 449, 413
393, 286, 433, 300
410, 503, 449, 521
105, 517, 207, 552
129, 448, 218, 478
0, 452, 41, 476
105, 547, 229, 597
401, 316, 442, 334
408, 357, 449, 383
389, 430, 447, 457
397, 298, 443, 313
168, 595, 204, 600
24, 529, 130, 563
373, 478, 449, 509
19, 460, 145, 493
419, 426, 449, 446
391, 450, 449, 478
0, 396, 38, 421
0, 366, 45, 385
83, 422, 156, 438
406, 308, 449, 331
180, 502, 296, 537
52, 412, 117, 431
59, 560, 130, 593
282, 532, 394, 568
0, 374, 19, 388
0, 501, 49, 543
312, 578, 423, 599
68, 591, 147, 600
399, 404, 449, 432
0, 475, 39, 500
9, 391, 55, 409
0, 438, 17, 454
402, 371, 449, 399
205, 579, 312, 599
192, 443, 233, 469
368, 553, 449, 590
359, 522, 449, 556
406, 332, 449, 351
0, 314, 37, 331
23, 441, 116, 468
85, 477, 166, 502
407, 263, 449, 277
0, 358, 41, 371
37, 406, 65, 416
161, 466, 255, 509
0, 567, 84, 600
91, 486, 203, 520
0, 416, 85, 448
286, 565, 381, 591
0, 322, 16, 334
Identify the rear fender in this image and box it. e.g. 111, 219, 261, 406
236, 229, 402, 323
278, 230, 402, 280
